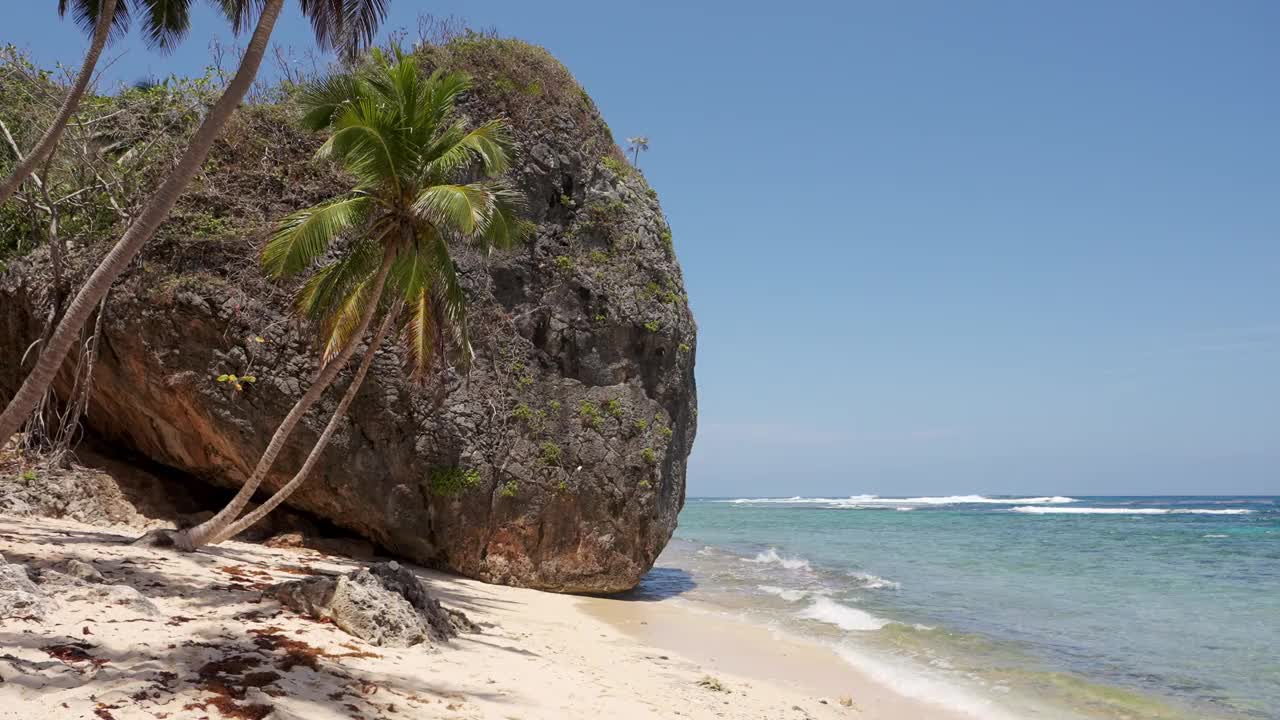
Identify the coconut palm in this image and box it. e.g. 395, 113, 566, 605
0, 0, 390, 449
178, 48, 530, 549
626, 135, 649, 167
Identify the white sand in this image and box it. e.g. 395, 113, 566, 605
0, 515, 967, 719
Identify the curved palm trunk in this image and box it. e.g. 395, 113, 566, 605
0, 0, 285, 448
177, 243, 397, 550
209, 308, 398, 545
0, 0, 117, 206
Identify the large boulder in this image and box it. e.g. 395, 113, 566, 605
0, 37, 696, 592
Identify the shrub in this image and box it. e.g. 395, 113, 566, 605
601, 155, 632, 177
499, 480, 519, 498
641, 448, 657, 464
605, 398, 624, 418
540, 441, 562, 465
431, 466, 481, 496
554, 255, 574, 272
511, 404, 534, 421
644, 320, 660, 333
579, 400, 603, 428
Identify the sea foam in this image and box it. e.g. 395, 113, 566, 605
799, 597, 891, 631
744, 548, 812, 571
1011, 507, 1252, 516
726, 495, 1077, 507
850, 571, 902, 590
756, 585, 809, 602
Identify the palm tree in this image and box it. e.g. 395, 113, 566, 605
626, 135, 649, 167
0, 0, 207, 207
178, 49, 530, 549
0, 0, 390, 449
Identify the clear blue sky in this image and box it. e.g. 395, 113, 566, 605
10, 1, 1280, 496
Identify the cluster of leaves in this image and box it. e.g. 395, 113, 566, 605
430, 466, 481, 496
216, 373, 256, 392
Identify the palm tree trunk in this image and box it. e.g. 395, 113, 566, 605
177, 243, 398, 550
208, 306, 398, 545
0, 0, 117, 206
0, 0, 285, 449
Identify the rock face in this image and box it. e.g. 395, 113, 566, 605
0, 555, 53, 620
269, 562, 476, 647
0, 39, 696, 592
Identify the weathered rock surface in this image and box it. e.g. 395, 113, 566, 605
0, 555, 53, 619
0, 39, 696, 593
269, 561, 475, 647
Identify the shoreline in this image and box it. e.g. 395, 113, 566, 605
0, 514, 959, 719
581, 593, 987, 719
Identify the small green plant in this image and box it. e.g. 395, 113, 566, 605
633, 418, 649, 433
559, 194, 575, 208
594, 313, 607, 323
516, 375, 534, 391
658, 425, 674, 440
430, 466, 481, 497
641, 448, 657, 464
639, 479, 651, 489
660, 228, 673, 251
588, 250, 609, 264
606, 398, 624, 418
540, 441, 562, 465
601, 155, 632, 177
511, 404, 534, 422
554, 255, 574, 272
678, 343, 691, 354
499, 480, 520, 498
642, 281, 660, 298
644, 320, 661, 333
548, 400, 562, 412
556, 480, 570, 493
20, 469, 37, 482
579, 400, 603, 429
661, 290, 679, 305
216, 373, 257, 392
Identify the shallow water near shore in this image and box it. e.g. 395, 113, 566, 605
638, 495, 1280, 719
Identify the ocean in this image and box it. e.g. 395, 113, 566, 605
639, 495, 1280, 719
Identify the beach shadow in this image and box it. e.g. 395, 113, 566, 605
609, 566, 696, 601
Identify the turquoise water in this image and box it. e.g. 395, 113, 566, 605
644, 496, 1280, 719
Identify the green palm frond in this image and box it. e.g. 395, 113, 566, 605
317, 100, 405, 191
136, 0, 192, 52
423, 120, 512, 181
421, 70, 472, 131
316, 275, 371, 366
298, 73, 366, 131
425, 229, 473, 368
263, 195, 372, 277
413, 184, 493, 236
400, 286, 440, 380
296, 234, 383, 323
61, 0, 133, 42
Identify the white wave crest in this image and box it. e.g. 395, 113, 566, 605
725, 495, 1077, 507
743, 548, 812, 571
798, 597, 890, 631
756, 585, 809, 602
1011, 506, 1252, 516
849, 571, 901, 590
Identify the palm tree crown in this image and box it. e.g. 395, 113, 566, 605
264, 47, 531, 379
59, 0, 193, 51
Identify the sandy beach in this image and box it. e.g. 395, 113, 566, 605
0, 514, 971, 720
